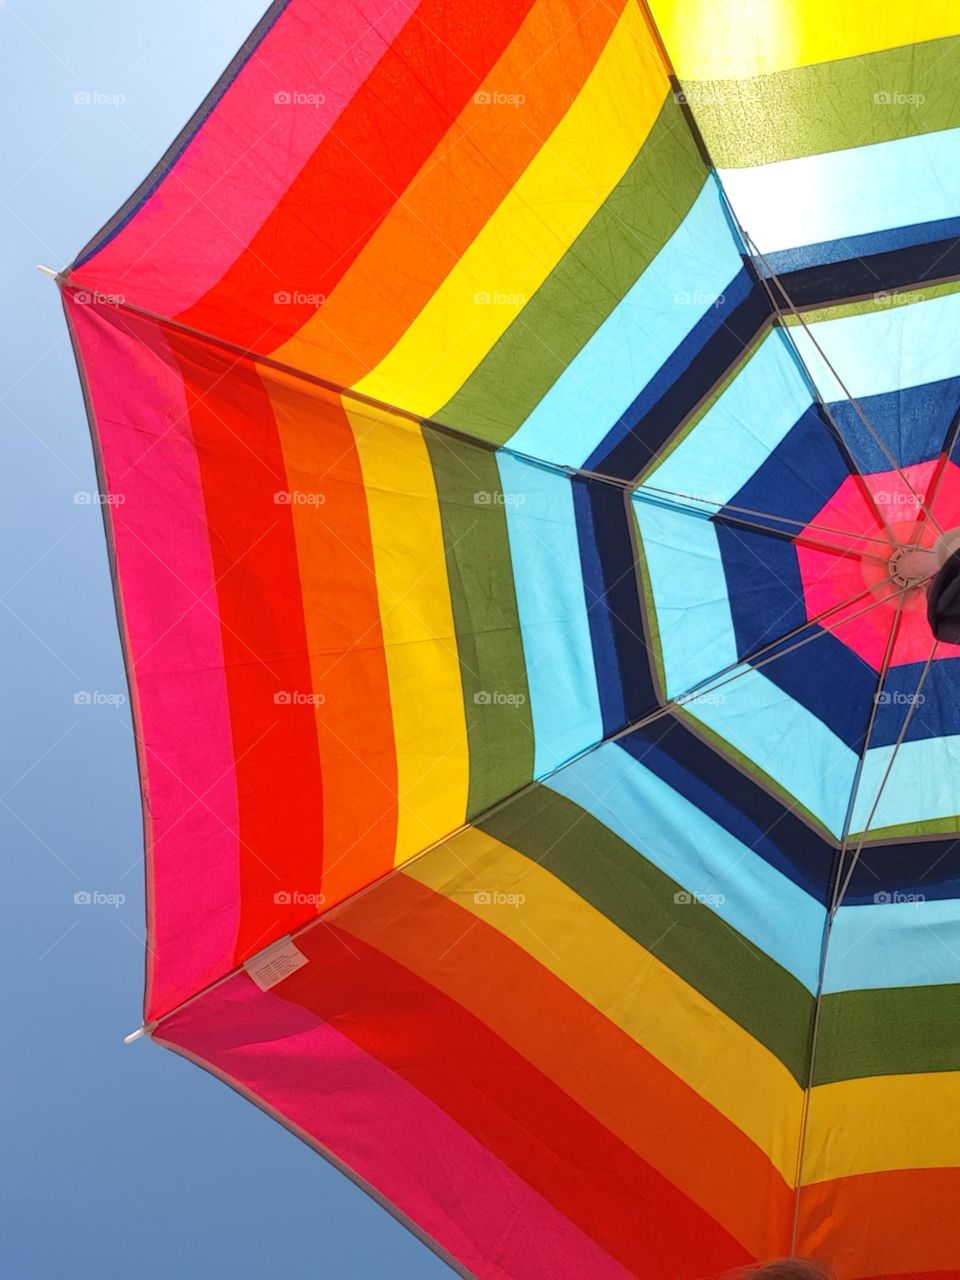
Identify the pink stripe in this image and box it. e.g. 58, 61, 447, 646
68, 297, 240, 1019
71, 0, 419, 315
159, 974, 631, 1280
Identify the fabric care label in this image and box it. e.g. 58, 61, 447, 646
243, 936, 309, 991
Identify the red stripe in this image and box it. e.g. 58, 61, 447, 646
277, 921, 752, 1276
341, 871, 790, 1259
170, 333, 325, 960
177, 0, 539, 352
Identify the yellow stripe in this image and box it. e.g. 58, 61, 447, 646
649, 0, 960, 80
353, 0, 669, 415
405, 826, 802, 1181
343, 400, 469, 864
803, 1070, 960, 1182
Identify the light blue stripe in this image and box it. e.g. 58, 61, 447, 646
687, 669, 857, 839
632, 499, 738, 697
498, 453, 603, 776
851, 734, 960, 834
720, 126, 960, 254
646, 328, 811, 504
508, 180, 744, 467
792, 291, 960, 402
547, 740, 826, 989
826, 897, 960, 992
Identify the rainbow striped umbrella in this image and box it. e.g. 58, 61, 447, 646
59, 1, 960, 1275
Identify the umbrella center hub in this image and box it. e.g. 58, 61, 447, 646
887, 544, 937, 590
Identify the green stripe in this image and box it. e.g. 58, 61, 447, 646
787, 278, 960, 327
814, 983, 960, 1084
424, 430, 533, 816
439, 96, 708, 443
478, 783, 814, 1081
685, 35, 960, 168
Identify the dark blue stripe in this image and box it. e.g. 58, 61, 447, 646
573, 479, 656, 735
760, 216, 960, 282
728, 405, 854, 533
585, 267, 766, 481
845, 833, 960, 903
618, 719, 836, 902
827, 377, 960, 472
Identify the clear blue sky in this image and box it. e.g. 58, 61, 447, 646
1, 4, 452, 1276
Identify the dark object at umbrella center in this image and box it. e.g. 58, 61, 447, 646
928, 547, 960, 642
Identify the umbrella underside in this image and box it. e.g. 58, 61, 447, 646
63, 1, 960, 1275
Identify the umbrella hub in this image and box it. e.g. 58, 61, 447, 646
887, 543, 938, 590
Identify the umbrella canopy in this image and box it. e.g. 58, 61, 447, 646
61, 1, 960, 1275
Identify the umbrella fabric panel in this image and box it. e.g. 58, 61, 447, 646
160, 761, 819, 1273
66, 296, 627, 1021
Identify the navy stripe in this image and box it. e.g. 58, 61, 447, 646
583, 267, 755, 475
620, 718, 836, 901
846, 834, 960, 903
827, 377, 960, 472
759, 216, 960, 286
591, 279, 771, 482
729, 405, 854, 533
573, 480, 657, 735
773, 225, 960, 309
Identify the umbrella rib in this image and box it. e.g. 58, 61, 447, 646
833, 639, 938, 911
626, 582, 911, 736
54, 285, 896, 562
634, 481, 894, 551
788, 593, 908, 1251
129, 581, 908, 1042
738, 227, 945, 538
923, 403, 960, 517
790, 638, 937, 1248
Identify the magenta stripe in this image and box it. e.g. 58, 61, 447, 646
71, 0, 420, 315
69, 298, 241, 1019
159, 973, 631, 1280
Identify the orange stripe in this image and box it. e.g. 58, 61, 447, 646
263, 370, 398, 907
797, 1167, 960, 1278
275, 0, 626, 384
339, 870, 790, 1257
